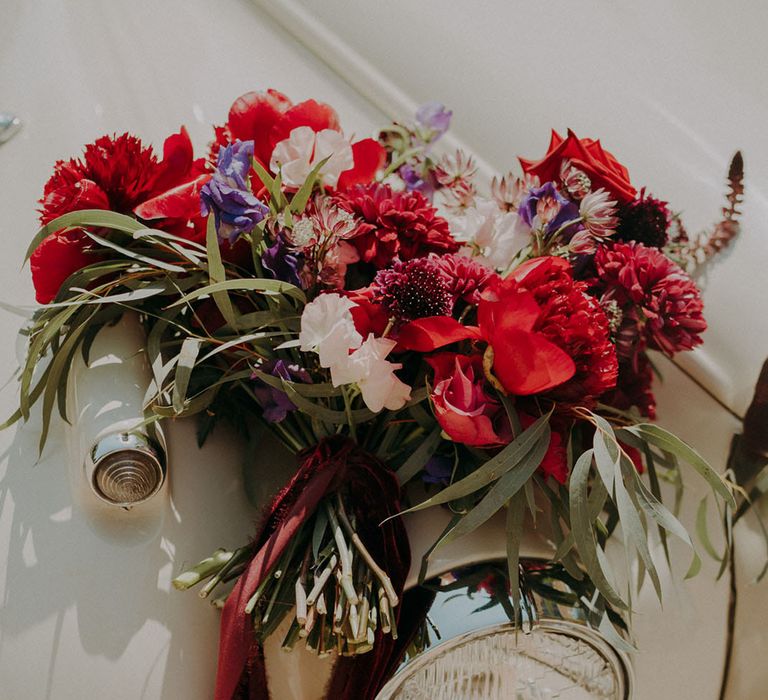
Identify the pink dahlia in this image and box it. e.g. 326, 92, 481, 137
432, 253, 500, 306
334, 183, 458, 267
594, 241, 706, 355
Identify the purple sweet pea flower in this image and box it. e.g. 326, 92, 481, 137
261, 233, 304, 288
201, 140, 269, 244
399, 163, 436, 198
416, 102, 452, 142
422, 454, 453, 486
518, 182, 580, 235
252, 359, 312, 423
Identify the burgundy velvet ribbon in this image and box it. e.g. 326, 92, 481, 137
215, 436, 416, 700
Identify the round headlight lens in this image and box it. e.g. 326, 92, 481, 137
376, 621, 629, 699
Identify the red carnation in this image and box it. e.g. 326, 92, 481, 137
509, 257, 618, 404
593, 241, 706, 355
335, 183, 458, 268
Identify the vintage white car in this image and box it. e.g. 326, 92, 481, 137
1, 1, 766, 698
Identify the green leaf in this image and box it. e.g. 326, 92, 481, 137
569, 449, 628, 610
82, 231, 186, 272
170, 277, 306, 306
289, 155, 331, 214
25, 209, 144, 262
439, 428, 550, 546
173, 338, 202, 413
506, 489, 526, 623
417, 514, 462, 585
396, 409, 553, 516
624, 424, 735, 508
205, 214, 238, 329
396, 427, 442, 484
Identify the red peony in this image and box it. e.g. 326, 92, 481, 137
519, 129, 637, 204
30, 230, 99, 304
593, 241, 706, 355
335, 183, 458, 268
39, 129, 204, 224
34, 128, 208, 304
211, 90, 384, 191
509, 257, 618, 404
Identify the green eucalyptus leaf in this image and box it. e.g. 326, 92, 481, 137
623, 424, 735, 508
397, 410, 553, 516
396, 427, 442, 484
506, 489, 526, 622
25, 209, 144, 262
205, 214, 238, 329
172, 338, 202, 413
569, 449, 628, 610
170, 278, 306, 306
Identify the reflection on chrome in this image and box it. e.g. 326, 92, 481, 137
87, 431, 166, 508
378, 560, 632, 699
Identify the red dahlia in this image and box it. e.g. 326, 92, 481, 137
334, 183, 458, 268
510, 257, 618, 404
593, 241, 706, 355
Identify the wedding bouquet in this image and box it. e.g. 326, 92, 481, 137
10, 88, 743, 699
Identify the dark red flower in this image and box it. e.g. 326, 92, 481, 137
30, 229, 100, 304
397, 263, 577, 397
509, 257, 618, 404
374, 257, 453, 321
210, 90, 385, 191
615, 190, 670, 248
593, 242, 706, 354
341, 286, 390, 338
335, 183, 458, 267
603, 355, 657, 420
519, 129, 637, 204
432, 253, 500, 305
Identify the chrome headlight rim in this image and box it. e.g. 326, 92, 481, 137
87, 430, 166, 508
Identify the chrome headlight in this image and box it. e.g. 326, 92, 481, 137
87, 431, 166, 508
377, 560, 632, 699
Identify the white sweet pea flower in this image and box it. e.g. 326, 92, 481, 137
330, 335, 411, 413
299, 293, 362, 369
270, 126, 354, 189
447, 198, 529, 270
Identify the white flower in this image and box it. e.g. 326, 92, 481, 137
448, 198, 529, 269
579, 188, 618, 239
270, 126, 354, 189
299, 293, 362, 368
330, 335, 411, 413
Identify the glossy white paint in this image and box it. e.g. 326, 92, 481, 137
0, 0, 764, 698
0, 1, 382, 698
